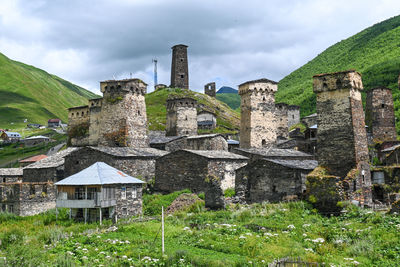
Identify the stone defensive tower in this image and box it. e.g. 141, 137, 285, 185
239, 79, 278, 148
275, 103, 289, 140
365, 87, 397, 142
287, 105, 300, 128
170, 44, 189, 89
98, 79, 149, 147
204, 82, 216, 97
313, 70, 370, 177
166, 97, 197, 136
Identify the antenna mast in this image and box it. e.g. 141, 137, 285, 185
152, 58, 158, 89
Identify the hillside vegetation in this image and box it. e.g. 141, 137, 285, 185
0, 192, 399, 266
0, 52, 98, 128
216, 93, 241, 110
276, 15, 400, 128
146, 88, 240, 133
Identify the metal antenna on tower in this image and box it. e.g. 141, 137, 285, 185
152, 58, 158, 89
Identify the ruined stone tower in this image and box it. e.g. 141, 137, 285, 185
170, 44, 189, 89
275, 103, 288, 140
204, 82, 216, 97
365, 87, 397, 142
239, 79, 278, 148
98, 79, 149, 147
166, 97, 197, 136
287, 105, 300, 128
311, 70, 372, 208
313, 70, 370, 177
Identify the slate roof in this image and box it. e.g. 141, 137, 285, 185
303, 113, 317, 118
56, 162, 144, 186
234, 148, 313, 158
149, 136, 183, 145
186, 134, 222, 140
24, 147, 80, 169
183, 150, 248, 160
264, 159, 318, 170
0, 168, 23, 176
239, 78, 278, 87
89, 146, 168, 158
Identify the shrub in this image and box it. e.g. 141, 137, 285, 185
143, 189, 192, 216
224, 188, 235, 198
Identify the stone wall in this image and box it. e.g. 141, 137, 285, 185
114, 184, 143, 219
204, 82, 216, 97
88, 98, 103, 146
68, 106, 90, 146
208, 160, 247, 190
275, 103, 289, 139
365, 87, 397, 142
287, 105, 300, 128
166, 97, 197, 136
19, 182, 56, 216
170, 44, 189, 89
239, 79, 278, 148
98, 79, 149, 147
236, 159, 313, 203
165, 134, 228, 152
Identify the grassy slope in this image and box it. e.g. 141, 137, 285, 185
146, 88, 240, 133
216, 93, 241, 110
0, 197, 399, 266
0, 53, 98, 128
276, 15, 400, 125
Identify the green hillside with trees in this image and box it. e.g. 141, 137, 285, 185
0, 52, 98, 128
276, 15, 400, 131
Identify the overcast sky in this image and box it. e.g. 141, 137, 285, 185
0, 0, 399, 95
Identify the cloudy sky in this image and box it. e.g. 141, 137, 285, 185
0, 0, 399, 94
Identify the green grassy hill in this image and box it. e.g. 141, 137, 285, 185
146, 88, 240, 133
0, 52, 98, 128
216, 93, 241, 110
276, 15, 400, 127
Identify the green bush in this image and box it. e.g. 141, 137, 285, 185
142, 189, 192, 216
224, 188, 235, 197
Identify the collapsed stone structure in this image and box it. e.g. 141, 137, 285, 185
239, 79, 278, 148
365, 87, 397, 142
68, 79, 149, 147
166, 97, 197, 136
170, 44, 189, 89
307, 70, 372, 211
155, 150, 248, 193
204, 82, 216, 97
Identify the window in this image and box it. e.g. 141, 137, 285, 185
353, 180, 357, 192
272, 185, 277, 193
75, 187, 85, 200
292, 115, 294, 119
381, 104, 385, 108
132, 186, 137, 199
123, 207, 127, 215
9, 205, 13, 213
121, 187, 126, 199
42, 185, 47, 194
2, 204, 5, 212
262, 139, 266, 146
30, 185, 35, 195
180, 75, 184, 78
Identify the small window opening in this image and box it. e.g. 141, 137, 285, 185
81, 112, 84, 116
262, 139, 266, 146
272, 185, 277, 193
263, 96, 266, 101
180, 75, 184, 78
381, 104, 385, 108
353, 180, 357, 192
292, 115, 294, 119
138, 110, 141, 116
30, 185, 35, 195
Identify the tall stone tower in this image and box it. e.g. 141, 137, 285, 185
275, 103, 288, 140
166, 97, 197, 136
287, 105, 300, 128
313, 70, 370, 177
365, 87, 397, 142
170, 44, 189, 89
239, 79, 278, 148
98, 79, 149, 147
204, 82, 216, 97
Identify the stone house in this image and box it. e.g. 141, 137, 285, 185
64, 146, 168, 182
56, 162, 144, 223
155, 150, 248, 193
197, 110, 217, 130
236, 159, 318, 203
0, 132, 21, 143
301, 113, 317, 128
287, 105, 300, 128
166, 97, 198, 136
275, 103, 289, 140
48, 119, 62, 128
149, 133, 184, 150
165, 134, 228, 152
21, 135, 50, 147
19, 154, 48, 167
0, 168, 23, 213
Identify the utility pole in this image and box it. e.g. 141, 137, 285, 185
152, 59, 158, 89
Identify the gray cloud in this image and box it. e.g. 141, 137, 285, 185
1, 0, 400, 94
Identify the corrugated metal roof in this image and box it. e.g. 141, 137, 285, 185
55, 162, 145, 185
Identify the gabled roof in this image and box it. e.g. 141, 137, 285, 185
234, 148, 313, 158
89, 146, 168, 158
19, 154, 48, 163
186, 134, 222, 140
0, 168, 23, 176
183, 150, 248, 160
24, 147, 79, 169
264, 159, 318, 170
3, 132, 21, 138
55, 162, 144, 186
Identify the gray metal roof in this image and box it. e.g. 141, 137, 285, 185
264, 159, 318, 170
381, 144, 400, 153
0, 168, 23, 176
309, 124, 317, 129
183, 150, 248, 160
24, 147, 80, 169
55, 162, 145, 186
227, 139, 239, 145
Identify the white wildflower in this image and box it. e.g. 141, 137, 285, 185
239, 235, 246, 239
353, 261, 360, 265
303, 233, 307, 237
344, 258, 354, 261
305, 248, 314, 252
287, 224, 295, 229
303, 224, 311, 227
122, 255, 128, 259
82, 256, 88, 260
312, 238, 325, 243
245, 232, 252, 236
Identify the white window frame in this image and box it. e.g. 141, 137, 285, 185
132, 186, 137, 199
121, 186, 126, 200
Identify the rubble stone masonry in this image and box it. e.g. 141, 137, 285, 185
166, 97, 198, 136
